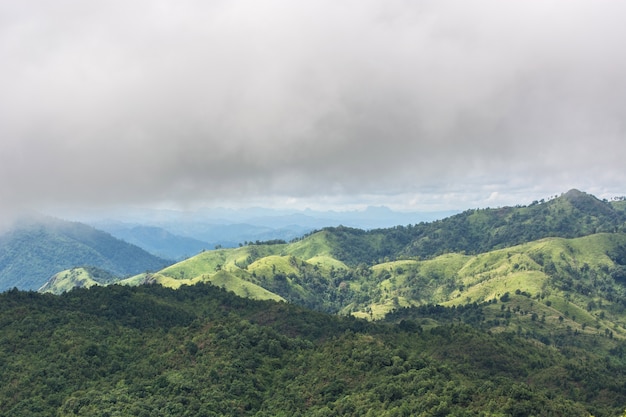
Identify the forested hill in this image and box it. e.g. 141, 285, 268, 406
2, 283, 626, 416
0, 217, 171, 291
324, 189, 626, 266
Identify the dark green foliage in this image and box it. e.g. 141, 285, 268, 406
0, 284, 625, 416
0, 217, 171, 291
246, 239, 287, 245
323, 189, 626, 266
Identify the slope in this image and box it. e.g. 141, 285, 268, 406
323, 189, 626, 266
37, 190, 626, 324
42, 222, 626, 346
118, 240, 345, 310
0, 216, 171, 291
38, 266, 117, 294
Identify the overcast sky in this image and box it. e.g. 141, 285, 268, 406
2, 0, 626, 217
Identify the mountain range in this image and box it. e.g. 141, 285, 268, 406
0, 205, 458, 291
38, 190, 626, 333
5, 189, 626, 415
85, 206, 458, 259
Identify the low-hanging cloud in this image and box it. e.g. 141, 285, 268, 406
1, 0, 626, 214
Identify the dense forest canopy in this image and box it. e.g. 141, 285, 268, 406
2, 283, 626, 416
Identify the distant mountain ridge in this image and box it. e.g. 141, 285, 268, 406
0, 216, 171, 291
86, 190, 621, 263
83, 205, 458, 258
93, 224, 210, 260
81, 205, 456, 230
322, 189, 626, 266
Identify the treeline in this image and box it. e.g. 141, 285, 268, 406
240, 239, 287, 246
1, 283, 626, 416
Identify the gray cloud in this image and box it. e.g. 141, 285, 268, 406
2, 0, 626, 215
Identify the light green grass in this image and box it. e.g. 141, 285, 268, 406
306, 255, 349, 272
247, 255, 300, 277
159, 245, 286, 279
39, 268, 99, 294
120, 270, 283, 301
371, 259, 419, 273
284, 231, 334, 259
206, 271, 284, 301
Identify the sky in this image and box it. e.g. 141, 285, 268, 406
2, 0, 626, 219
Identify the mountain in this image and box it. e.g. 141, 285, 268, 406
78, 205, 458, 253
0, 216, 171, 291
166, 222, 310, 247
93, 232, 626, 340
92, 224, 210, 260
93, 220, 312, 254
322, 188, 626, 265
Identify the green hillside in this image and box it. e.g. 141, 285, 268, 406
39, 266, 117, 294
120, 270, 284, 303
323, 189, 626, 266
351, 233, 626, 330
41, 228, 626, 348
3, 283, 626, 416
0, 217, 171, 291
36, 190, 626, 343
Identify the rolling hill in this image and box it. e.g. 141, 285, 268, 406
38, 266, 118, 294
321, 189, 626, 266
97, 233, 626, 342
36, 191, 626, 356
40, 232, 626, 353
